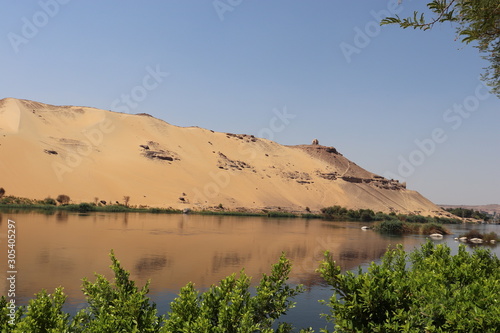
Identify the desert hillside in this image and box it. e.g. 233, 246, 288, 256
0, 98, 445, 215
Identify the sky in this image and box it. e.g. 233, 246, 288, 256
1, 0, 499, 205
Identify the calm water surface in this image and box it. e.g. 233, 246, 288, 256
0, 211, 498, 331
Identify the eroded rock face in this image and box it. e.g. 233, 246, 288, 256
217, 152, 253, 171
140, 141, 179, 162
295, 144, 406, 191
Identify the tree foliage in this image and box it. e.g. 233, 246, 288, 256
444, 207, 491, 221
382, 0, 500, 97
165, 253, 305, 333
318, 241, 500, 332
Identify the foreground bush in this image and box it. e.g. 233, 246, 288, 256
318, 241, 500, 332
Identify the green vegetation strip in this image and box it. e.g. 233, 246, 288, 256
0, 196, 472, 228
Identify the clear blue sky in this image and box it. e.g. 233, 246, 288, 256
1, 1, 499, 205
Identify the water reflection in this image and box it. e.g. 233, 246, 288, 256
0, 212, 424, 302
135, 255, 172, 279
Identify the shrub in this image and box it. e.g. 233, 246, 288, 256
101, 205, 129, 212
267, 211, 297, 218
13, 289, 69, 332
164, 253, 304, 332
123, 196, 130, 207
405, 214, 431, 223
360, 209, 375, 222
420, 222, 448, 235
0, 188, 5, 198
42, 197, 57, 205
56, 194, 70, 205
376, 220, 405, 234
483, 232, 499, 242
75, 251, 162, 332
78, 202, 96, 213
461, 229, 484, 239
319, 241, 500, 332
321, 206, 348, 218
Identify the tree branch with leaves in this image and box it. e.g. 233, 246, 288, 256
382, 0, 500, 97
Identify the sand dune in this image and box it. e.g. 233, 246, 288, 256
0, 98, 444, 215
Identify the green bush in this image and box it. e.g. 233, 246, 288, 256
74, 251, 162, 332
42, 197, 57, 206
318, 241, 500, 332
420, 222, 448, 235
164, 253, 304, 332
375, 221, 449, 235
63, 203, 96, 213
375, 220, 405, 234
444, 207, 491, 221
483, 232, 499, 242
101, 205, 129, 212
460, 229, 484, 239
321, 206, 348, 218
267, 211, 297, 218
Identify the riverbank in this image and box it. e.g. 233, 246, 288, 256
0, 195, 467, 225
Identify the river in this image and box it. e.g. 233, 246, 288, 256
0, 211, 498, 330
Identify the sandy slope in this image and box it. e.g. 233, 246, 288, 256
0, 98, 444, 215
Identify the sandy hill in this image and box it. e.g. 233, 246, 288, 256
0, 98, 445, 215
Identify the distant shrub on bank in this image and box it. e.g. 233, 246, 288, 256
444, 207, 491, 221
374, 220, 449, 235
460, 230, 499, 242
41, 197, 57, 205
267, 211, 297, 218
320, 205, 462, 224
56, 194, 70, 205
63, 203, 96, 213
0, 196, 37, 205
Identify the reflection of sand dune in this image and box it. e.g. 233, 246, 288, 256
0, 97, 443, 215
135, 255, 172, 279
0, 212, 422, 303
